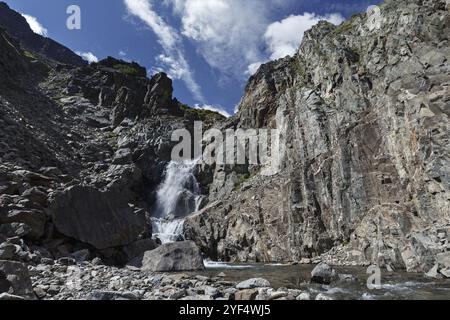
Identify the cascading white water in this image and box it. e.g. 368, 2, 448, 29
151, 159, 203, 244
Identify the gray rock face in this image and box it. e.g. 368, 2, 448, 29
128, 241, 204, 272
50, 186, 145, 250
185, 0, 450, 271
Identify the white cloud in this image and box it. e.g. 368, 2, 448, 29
194, 103, 231, 118
165, 0, 270, 79
76, 51, 99, 63
119, 50, 127, 57
165, 1, 344, 78
124, 0, 205, 103
21, 14, 48, 37
246, 62, 264, 76
264, 13, 344, 60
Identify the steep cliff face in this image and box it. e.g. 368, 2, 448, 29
185, 0, 450, 273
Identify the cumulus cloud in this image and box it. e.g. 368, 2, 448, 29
194, 104, 231, 118
264, 13, 344, 60
165, 0, 270, 79
164, 1, 343, 78
124, 0, 205, 103
21, 14, 48, 37
76, 51, 99, 63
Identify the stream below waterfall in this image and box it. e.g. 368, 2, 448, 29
149, 162, 450, 300
197, 263, 450, 300
151, 160, 203, 244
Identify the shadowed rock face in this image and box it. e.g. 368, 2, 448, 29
50, 186, 146, 250
185, 0, 450, 273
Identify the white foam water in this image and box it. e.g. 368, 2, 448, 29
203, 260, 253, 269
152, 159, 203, 244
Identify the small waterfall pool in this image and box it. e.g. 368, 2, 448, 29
151, 159, 203, 244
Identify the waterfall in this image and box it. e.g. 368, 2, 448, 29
151, 159, 203, 244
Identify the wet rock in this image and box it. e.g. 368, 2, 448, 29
311, 263, 338, 284
128, 241, 204, 272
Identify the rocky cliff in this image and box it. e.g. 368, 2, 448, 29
185, 0, 450, 276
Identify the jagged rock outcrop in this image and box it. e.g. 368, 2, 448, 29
186, 0, 450, 274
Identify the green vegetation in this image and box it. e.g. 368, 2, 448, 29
113, 64, 141, 75
103, 131, 119, 150
180, 104, 225, 122
23, 50, 36, 60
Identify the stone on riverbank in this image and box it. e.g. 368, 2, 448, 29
128, 241, 204, 272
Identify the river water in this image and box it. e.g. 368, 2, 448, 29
196, 262, 450, 300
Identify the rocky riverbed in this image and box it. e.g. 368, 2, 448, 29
3, 258, 450, 301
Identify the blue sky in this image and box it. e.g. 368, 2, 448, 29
4, 0, 380, 116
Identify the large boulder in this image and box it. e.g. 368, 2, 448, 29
128, 241, 204, 272
50, 186, 145, 250
236, 278, 271, 289
311, 262, 338, 284
0, 260, 34, 299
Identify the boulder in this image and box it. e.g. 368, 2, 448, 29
128, 241, 204, 272
235, 289, 259, 300
236, 278, 271, 289
311, 262, 338, 284
0, 243, 17, 260
49, 186, 145, 249
0, 260, 34, 299
296, 292, 311, 300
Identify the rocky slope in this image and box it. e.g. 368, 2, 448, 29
0, 2, 86, 66
185, 0, 450, 277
